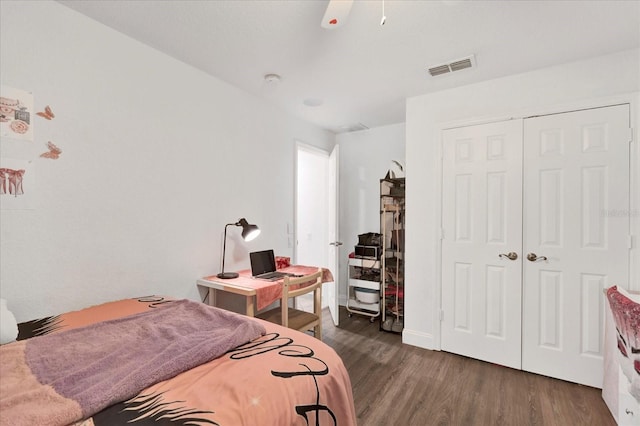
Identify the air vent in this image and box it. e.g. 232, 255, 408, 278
429, 65, 451, 76
450, 58, 473, 72
427, 55, 476, 77
339, 122, 370, 133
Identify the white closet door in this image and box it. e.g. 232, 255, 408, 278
441, 119, 524, 369
522, 104, 631, 387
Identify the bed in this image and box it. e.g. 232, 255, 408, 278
0, 296, 357, 426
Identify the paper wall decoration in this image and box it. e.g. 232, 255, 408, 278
0, 158, 35, 210
0, 86, 34, 142
40, 141, 62, 159
37, 105, 55, 120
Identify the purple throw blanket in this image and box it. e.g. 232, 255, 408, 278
0, 299, 266, 426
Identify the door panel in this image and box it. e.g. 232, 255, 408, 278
441, 119, 524, 369
522, 104, 630, 387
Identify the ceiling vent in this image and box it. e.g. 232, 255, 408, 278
339, 122, 369, 133
427, 55, 475, 77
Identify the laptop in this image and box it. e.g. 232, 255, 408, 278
250, 249, 294, 281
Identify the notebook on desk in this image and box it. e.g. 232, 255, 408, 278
250, 249, 295, 281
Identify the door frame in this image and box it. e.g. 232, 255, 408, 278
435, 93, 639, 352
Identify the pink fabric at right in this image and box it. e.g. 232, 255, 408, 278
606, 285, 640, 402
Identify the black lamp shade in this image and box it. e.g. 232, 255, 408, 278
238, 218, 261, 241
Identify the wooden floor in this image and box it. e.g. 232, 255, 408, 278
322, 307, 615, 426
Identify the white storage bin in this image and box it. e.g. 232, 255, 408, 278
355, 287, 379, 304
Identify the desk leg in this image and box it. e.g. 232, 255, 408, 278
199, 286, 215, 306
203, 288, 217, 307
246, 296, 255, 317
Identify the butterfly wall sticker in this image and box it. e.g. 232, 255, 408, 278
36, 105, 55, 120
40, 141, 62, 159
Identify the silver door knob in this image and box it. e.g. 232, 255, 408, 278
499, 252, 518, 260
527, 253, 548, 262
329, 241, 343, 246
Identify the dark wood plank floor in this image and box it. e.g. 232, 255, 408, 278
322, 307, 615, 426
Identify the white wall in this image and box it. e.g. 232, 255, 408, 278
0, 1, 334, 321
404, 49, 640, 350
337, 123, 405, 304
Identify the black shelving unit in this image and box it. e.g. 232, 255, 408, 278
380, 177, 405, 333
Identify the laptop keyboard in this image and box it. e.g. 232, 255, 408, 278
255, 271, 287, 280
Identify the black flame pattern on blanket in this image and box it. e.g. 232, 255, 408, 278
91, 333, 337, 425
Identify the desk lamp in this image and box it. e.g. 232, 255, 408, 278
217, 218, 260, 279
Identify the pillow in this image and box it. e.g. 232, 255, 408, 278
606, 286, 640, 401
606, 286, 640, 357
0, 298, 18, 344
615, 285, 640, 303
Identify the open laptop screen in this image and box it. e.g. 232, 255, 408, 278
250, 249, 277, 276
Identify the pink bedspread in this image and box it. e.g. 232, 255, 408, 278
0, 300, 265, 426
2, 296, 357, 426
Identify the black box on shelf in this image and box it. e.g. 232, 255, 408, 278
357, 232, 382, 247
355, 245, 380, 259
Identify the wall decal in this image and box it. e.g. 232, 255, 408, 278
36, 105, 55, 120
0, 86, 34, 142
0, 158, 35, 210
40, 141, 62, 159
0, 168, 24, 195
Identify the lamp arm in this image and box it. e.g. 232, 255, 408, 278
220, 222, 235, 274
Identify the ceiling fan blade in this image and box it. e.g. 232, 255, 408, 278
321, 0, 354, 29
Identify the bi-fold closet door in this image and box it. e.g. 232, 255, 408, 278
441, 104, 631, 387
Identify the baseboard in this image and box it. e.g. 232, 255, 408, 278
402, 327, 437, 350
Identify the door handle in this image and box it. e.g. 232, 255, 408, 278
329, 241, 343, 246
498, 252, 518, 261
527, 253, 547, 262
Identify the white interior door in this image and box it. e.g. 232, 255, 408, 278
327, 145, 340, 326
522, 104, 631, 387
441, 119, 524, 369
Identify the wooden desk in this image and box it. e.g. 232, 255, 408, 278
197, 265, 333, 317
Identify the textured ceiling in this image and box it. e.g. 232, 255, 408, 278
57, 0, 640, 134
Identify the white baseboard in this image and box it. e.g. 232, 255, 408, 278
402, 327, 437, 350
